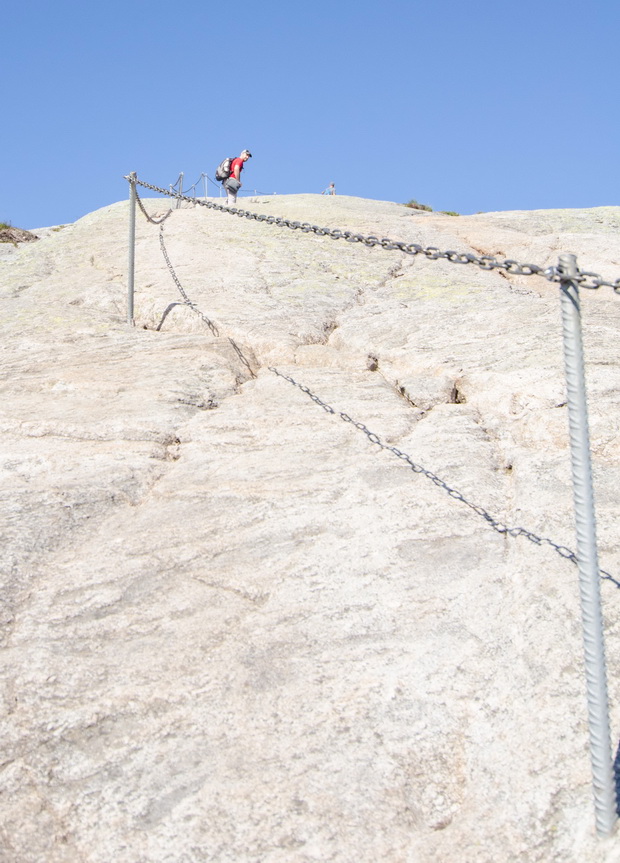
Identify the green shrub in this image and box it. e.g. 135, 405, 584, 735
404, 199, 433, 212
439, 211, 460, 217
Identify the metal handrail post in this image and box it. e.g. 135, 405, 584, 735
558, 253, 617, 836
127, 171, 137, 326
176, 172, 184, 208
203, 173, 208, 201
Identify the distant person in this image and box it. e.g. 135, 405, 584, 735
322, 183, 336, 196
223, 149, 252, 205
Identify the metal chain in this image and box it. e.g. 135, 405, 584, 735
126, 176, 620, 293
177, 173, 205, 198
158, 224, 220, 336
268, 367, 619, 588
202, 174, 275, 197
157, 222, 256, 377
126, 173, 618, 581
134, 185, 173, 225
227, 337, 256, 378
169, 172, 183, 190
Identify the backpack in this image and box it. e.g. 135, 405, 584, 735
215, 156, 234, 181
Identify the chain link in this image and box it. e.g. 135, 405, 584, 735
157, 224, 220, 336
125, 176, 620, 292
134, 185, 173, 225
127, 174, 618, 582
268, 367, 619, 587
158, 223, 256, 377
132, 202, 257, 376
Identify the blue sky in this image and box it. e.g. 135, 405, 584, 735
5, 0, 619, 228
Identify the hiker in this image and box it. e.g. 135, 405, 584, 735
321, 183, 336, 196
223, 149, 252, 205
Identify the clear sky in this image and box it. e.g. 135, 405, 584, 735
5, 0, 619, 229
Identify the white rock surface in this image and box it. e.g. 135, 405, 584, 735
2, 192, 620, 862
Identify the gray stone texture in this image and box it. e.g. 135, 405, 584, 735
1, 193, 620, 862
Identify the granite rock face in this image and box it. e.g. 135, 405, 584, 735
2, 192, 620, 862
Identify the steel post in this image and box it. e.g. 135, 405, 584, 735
127, 172, 137, 326
203, 173, 208, 202
176, 172, 184, 208
558, 253, 617, 836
